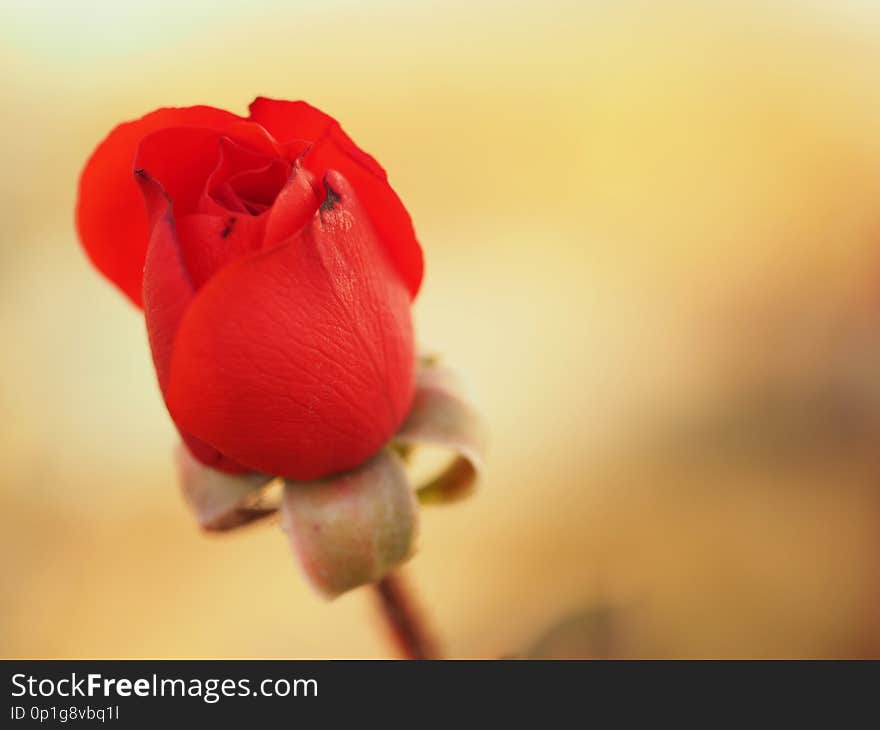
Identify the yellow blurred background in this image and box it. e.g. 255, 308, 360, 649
2, 0, 880, 658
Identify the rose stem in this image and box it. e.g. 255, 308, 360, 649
373, 572, 440, 659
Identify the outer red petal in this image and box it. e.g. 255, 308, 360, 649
75, 105, 241, 307
165, 171, 416, 480
138, 170, 248, 474
307, 126, 424, 299
247, 97, 424, 298
137, 171, 193, 394
247, 97, 336, 144
135, 126, 230, 217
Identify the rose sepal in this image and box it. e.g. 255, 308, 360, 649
174, 357, 486, 596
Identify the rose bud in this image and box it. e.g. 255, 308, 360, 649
76, 99, 485, 597
77, 99, 421, 480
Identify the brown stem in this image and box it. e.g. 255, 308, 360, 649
373, 572, 440, 659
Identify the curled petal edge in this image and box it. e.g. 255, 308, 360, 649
392, 361, 488, 504
176, 445, 277, 531
281, 449, 419, 599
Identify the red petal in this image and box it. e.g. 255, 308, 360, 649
262, 162, 320, 249
134, 126, 229, 217
76, 105, 241, 307
165, 171, 416, 480
247, 98, 424, 298
224, 119, 284, 157
138, 170, 248, 474
248, 97, 336, 145
226, 157, 291, 212
307, 127, 423, 299
137, 171, 194, 393
138, 129, 292, 287
201, 136, 274, 212
177, 212, 267, 289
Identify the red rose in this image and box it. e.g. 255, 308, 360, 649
76, 98, 423, 480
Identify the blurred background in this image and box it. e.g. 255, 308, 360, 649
2, 0, 880, 658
